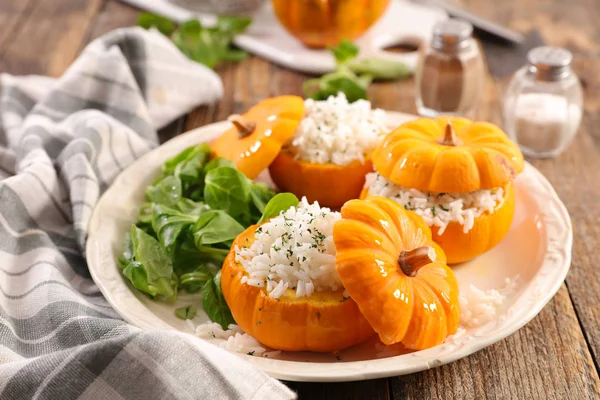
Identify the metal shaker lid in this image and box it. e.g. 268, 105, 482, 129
527, 46, 573, 81
431, 19, 473, 51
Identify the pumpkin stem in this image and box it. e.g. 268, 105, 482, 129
398, 246, 436, 277
228, 114, 256, 138
438, 120, 461, 146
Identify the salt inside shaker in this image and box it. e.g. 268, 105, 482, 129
503, 46, 583, 158
415, 19, 485, 117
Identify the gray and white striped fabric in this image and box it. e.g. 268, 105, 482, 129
0, 27, 295, 400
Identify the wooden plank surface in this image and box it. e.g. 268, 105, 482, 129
459, 0, 600, 376
0, 0, 103, 76
0, 0, 599, 399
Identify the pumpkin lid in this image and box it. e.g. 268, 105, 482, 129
371, 117, 524, 193
333, 196, 460, 350
212, 96, 305, 179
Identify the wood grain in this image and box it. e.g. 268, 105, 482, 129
390, 285, 600, 399
0, 0, 103, 76
461, 0, 600, 376
0, 1, 598, 399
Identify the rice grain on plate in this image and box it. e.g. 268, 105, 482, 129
288, 93, 389, 165
235, 197, 345, 299
194, 322, 281, 358
364, 172, 506, 235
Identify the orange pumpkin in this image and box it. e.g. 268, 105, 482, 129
269, 151, 373, 208
271, 0, 390, 48
334, 196, 459, 349
212, 96, 304, 179
368, 117, 523, 263
372, 117, 523, 193
221, 225, 375, 352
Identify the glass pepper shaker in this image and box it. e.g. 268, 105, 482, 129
503, 46, 583, 158
415, 19, 485, 118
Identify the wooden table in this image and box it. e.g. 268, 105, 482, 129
2, 0, 598, 398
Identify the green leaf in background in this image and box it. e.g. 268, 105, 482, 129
305, 38, 410, 102
202, 271, 235, 329
193, 210, 245, 247
258, 193, 299, 224
204, 166, 252, 219
146, 175, 182, 206
221, 49, 248, 62
175, 305, 197, 320
329, 39, 359, 65
152, 204, 199, 256
123, 225, 177, 299
346, 57, 411, 80
203, 157, 235, 174
305, 69, 368, 102
179, 264, 213, 293
153, 15, 252, 69
137, 12, 176, 36
216, 15, 252, 35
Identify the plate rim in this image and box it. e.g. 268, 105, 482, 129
86, 112, 573, 382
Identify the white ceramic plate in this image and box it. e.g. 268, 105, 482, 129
87, 112, 572, 382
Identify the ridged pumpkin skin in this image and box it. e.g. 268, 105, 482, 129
269, 150, 374, 208
372, 117, 524, 193
221, 225, 375, 352
334, 197, 460, 350
432, 183, 515, 264
212, 96, 304, 179
272, 0, 390, 48
359, 183, 516, 264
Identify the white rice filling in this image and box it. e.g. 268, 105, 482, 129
288, 93, 389, 166
235, 197, 346, 299
364, 172, 506, 235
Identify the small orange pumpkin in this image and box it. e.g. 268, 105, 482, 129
368, 117, 523, 263
221, 225, 375, 352
372, 117, 524, 193
334, 196, 460, 349
212, 96, 304, 179
271, 0, 390, 48
269, 151, 373, 208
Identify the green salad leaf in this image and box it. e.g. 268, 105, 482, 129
152, 204, 198, 256
146, 175, 182, 206
258, 193, 300, 224
122, 225, 177, 299
175, 198, 209, 216
179, 264, 213, 293
193, 210, 245, 247
204, 166, 252, 220
175, 305, 197, 320
250, 182, 276, 214
118, 143, 300, 326
202, 271, 235, 329
204, 157, 235, 173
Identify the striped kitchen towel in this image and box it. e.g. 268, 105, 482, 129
0, 27, 295, 400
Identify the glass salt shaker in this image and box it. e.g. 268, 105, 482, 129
503, 46, 583, 158
415, 19, 485, 118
